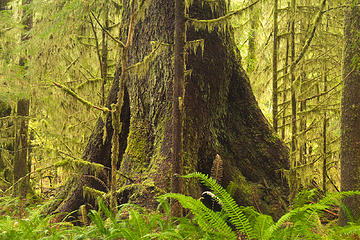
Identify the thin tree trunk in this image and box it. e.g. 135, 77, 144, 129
299, 69, 307, 165
281, 22, 290, 141
13, 99, 30, 196
172, 0, 186, 217
272, 0, 279, 132
322, 16, 329, 193
290, 0, 298, 200
13, 0, 33, 197
322, 63, 327, 193
101, 5, 109, 106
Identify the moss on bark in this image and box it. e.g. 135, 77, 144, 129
55, 0, 289, 219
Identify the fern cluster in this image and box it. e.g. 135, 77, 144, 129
2, 177, 360, 240
162, 172, 360, 240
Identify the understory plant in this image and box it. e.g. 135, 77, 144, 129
2, 174, 360, 240
161, 172, 360, 240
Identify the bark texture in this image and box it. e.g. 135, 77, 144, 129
55, 0, 289, 219
339, 3, 360, 225
13, 99, 30, 196
118, 0, 289, 217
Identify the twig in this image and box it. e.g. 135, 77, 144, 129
64, 56, 79, 73
300, 68, 354, 102
89, 15, 103, 78
290, 0, 327, 71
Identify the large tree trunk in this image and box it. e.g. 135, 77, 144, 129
339, 3, 360, 226
55, 0, 289, 219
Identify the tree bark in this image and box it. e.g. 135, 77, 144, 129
272, 0, 279, 133
171, 0, 186, 217
13, 0, 33, 197
55, 0, 289, 219
339, 3, 360, 226
13, 99, 30, 197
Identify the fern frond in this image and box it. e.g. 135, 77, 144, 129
88, 209, 109, 235
336, 223, 360, 236
160, 193, 236, 239
253, 214, 274, 239
96, 197, 119, 228
144, 231, 184, 239
264, 190, 360, 239
183, 172, 254, 239
128, 208, 149, 238
210, 154, 223, 184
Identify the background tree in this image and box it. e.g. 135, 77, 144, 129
13, 0, 33, 197
232, 0, 343, 196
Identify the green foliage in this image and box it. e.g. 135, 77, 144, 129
183, 172, 255, 239
2, 189, 360, 239
258, 190, 360, 240
85, 197, 209, 240
160, 173, 360, 240
160, 193, 236, 239
0, 196, 81, 239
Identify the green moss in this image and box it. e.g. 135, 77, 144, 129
226, 168, 259, 207
266, 131, 281, 144
124, 118, 149, 166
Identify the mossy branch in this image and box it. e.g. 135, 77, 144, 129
290, 0, 327, 71
126, 42, 163, 72
90, 11, 126, 49
299, 69, 354, 102
54, 158, 105, 173
83, 185, 106, 200
75, 78, 102, 90
89, 14, 103, 79
186, 0, 259, 24
52, 81, 111, 112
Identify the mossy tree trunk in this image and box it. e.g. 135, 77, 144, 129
0, 100, 12, 190
55, 0, 289, 219
13, 0, 33, 197
171, 0, 186, 217
13, 99, 30, 197
339, 2, 360, 226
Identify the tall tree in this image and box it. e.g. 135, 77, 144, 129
172, 0, 186, 217
13, 0, 33, 197
13, 99, 30, 196
272, 0, 279, 132
53, 0, 289, 220
339, 2, 360, 225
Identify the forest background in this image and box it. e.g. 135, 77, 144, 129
0, 0, 359, 239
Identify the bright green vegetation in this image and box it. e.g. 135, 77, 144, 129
1, 173, 360, 240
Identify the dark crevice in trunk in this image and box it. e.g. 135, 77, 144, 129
53, 75, 131, 217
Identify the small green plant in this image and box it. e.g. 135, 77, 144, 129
85, 196, 210, 240
0, 197, 79, 240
